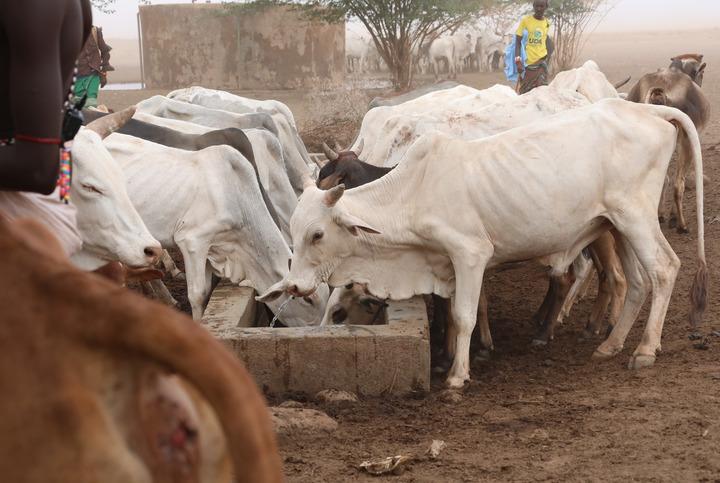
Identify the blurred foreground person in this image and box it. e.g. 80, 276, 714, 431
0, 0, 91, 255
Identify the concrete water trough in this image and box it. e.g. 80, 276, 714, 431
202, 282, 430, 397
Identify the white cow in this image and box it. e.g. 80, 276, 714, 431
259, 99, 707, 388
365, 86, 588, 167
166, 87, 313, 180
133, 112, 297, 243
167, 86, 298, 131
350, 84, 515, 160
104, 133, 328, 324
70, 109, 163, 269
550, 60, 625, 102
428, 36, 456, 78
136, 95, 312, 195
346, 27, 371, 73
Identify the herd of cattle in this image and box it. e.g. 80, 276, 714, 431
1, 53, 709, 480
346, 22, 508, 77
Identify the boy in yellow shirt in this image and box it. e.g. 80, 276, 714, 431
515, 0, 554, 94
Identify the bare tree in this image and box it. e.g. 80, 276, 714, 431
90, 0, 117, 14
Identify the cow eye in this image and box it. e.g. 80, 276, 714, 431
288, 258, 292, 270
81, 183, 103, 195
311, 231, 324, 243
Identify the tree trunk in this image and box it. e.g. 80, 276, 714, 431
390, 43, 413, 91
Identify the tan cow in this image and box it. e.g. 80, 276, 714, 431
627, 56, 711, 233
0, 216, 283, 482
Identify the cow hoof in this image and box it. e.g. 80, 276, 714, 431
676, 226, 690, 235
531, 338, 548, 347
474, 349, 492, 362
579, 329, 596, 341
628, 354, 656, 370
592, 345, 621, 359
445, 375, 469, 389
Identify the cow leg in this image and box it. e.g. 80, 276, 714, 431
533, 268, 574, 346
558, 251, 594, 325
594, 228, 651, 359
586, 232, 627, 337
177, 241, 211, 320
621, 223, 679, 368
446, 249, 492, 388
604, 233, 628, 336
160, 250, 184, 280
475, 288, 493, 352
532, 278, 555, 327
672, 132, 691, 234
430, 295, 451, 372
142, 280, 179, 307
658, 173, 671, 223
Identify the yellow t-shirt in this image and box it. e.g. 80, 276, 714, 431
516, 15, 550, 65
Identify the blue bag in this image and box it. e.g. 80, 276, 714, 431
504, 30, 528, 82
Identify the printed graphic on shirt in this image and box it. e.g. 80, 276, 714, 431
516, 15, 550, 66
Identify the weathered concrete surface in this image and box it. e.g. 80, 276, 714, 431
204, 289, 430, 396
139, 4, 345, 89
202, 282, 257, 328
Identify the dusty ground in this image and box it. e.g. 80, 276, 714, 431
105, 30, 720, 481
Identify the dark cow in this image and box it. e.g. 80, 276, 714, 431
627, 56, 711, 233
316, 142, 393, 191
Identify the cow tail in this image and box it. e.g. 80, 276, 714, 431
76, 291, 284, 482
653, 104, 708, 327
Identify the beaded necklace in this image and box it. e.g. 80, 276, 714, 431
3, 62, 84, 203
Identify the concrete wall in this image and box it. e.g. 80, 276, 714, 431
138, 4, 345, 90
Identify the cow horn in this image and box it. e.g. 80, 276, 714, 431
321, 142, 339, 161
323, 184, 345, 207
86, 105, 136, 139
352, 138, 365, 156
613, 76, 631, 90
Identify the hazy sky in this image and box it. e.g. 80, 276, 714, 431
95, 0, 720, 39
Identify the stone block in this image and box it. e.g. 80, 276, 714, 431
204, 289, 430, 396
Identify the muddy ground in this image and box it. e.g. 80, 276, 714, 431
105, 30, 720, 481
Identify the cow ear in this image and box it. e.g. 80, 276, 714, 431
324, 184, 345, 207
698, 62, 707, 73
337, 212, 381, 236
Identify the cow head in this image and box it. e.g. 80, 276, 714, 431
71, 107, 163, 267
257, 184, 380, 302
316, 140, 367, 190
320, 283, 387, 325
670, 54, 706, 86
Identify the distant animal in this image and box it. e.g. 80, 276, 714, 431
626, 55, 711, 233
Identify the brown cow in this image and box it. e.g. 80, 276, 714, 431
627, 56, 711, 233
669, 53, 707, 86
0, 216, 283, 483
